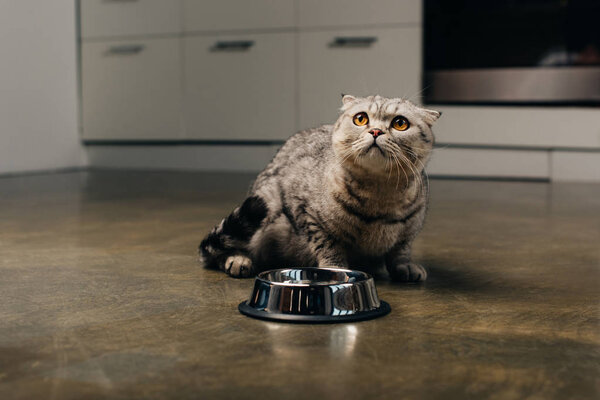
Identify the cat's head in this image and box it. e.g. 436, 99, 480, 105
332, 95, 440, 177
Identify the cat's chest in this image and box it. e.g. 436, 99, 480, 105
327, 182, 419, 253
346, 219, 403, 254
328, 201, 408, 254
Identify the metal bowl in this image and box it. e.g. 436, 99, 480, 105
238, 267, 391, 323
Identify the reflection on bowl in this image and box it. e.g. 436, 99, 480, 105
239, 267, 391, 323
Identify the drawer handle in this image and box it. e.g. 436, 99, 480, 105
107, 44, 146, 55
211, 40, 255, 51
331, 36, 378, 48
102, 0, 139, 3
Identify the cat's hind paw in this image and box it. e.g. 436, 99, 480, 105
387, 263, 427, 283
223, 255, 255, 278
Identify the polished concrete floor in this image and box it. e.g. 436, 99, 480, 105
0, 170, 598, 400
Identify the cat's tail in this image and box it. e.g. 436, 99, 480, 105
198, 196, 268, 269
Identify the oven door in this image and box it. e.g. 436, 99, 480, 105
424, 0, 600, 105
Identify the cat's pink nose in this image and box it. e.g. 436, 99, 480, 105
369, 129, 384, 138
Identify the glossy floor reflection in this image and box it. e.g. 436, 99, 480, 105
0, 171, 598, 399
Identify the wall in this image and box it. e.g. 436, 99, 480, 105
0, 1, 84, 175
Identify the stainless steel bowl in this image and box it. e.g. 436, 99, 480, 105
238, 267, 391, 323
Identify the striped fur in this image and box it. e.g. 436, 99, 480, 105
199, 95, 440, 281
199, 196, 268, 275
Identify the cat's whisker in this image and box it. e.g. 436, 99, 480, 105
394, 147, 422, 193
401, 147, 421, 162
391, 155, 400, 189
386, 142, 408, 190
396, 152, 413, 188
406, 144, 449, 152
385, 156, 394, 181
337, 147, 355, 165
402, 154, 421, 193
405, 84, 432, 104
406, 151, 424, 190
394, 154, 405, 191
336, 143, 361, 168
389, 150, 407, 191
395, 143, 424, 164
406, 153, 430, 193
400, 142, 433, 153
351, 143, 363, 164
387, 151, 399, 189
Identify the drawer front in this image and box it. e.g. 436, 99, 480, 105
80, 0, 182, 39
183, 0, 294, 32
298, 28, 422, 128
427, 148, 550, 179
82, 38, 182, 140
297, 0, 422, 28
436, 106, 600, 148
184, 33, 295, 140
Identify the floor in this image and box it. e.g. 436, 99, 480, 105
0, 171, 598, 400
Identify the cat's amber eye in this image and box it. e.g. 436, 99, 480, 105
391, 116, 410, 131
352, 112, 369, 126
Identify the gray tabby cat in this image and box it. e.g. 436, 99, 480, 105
199, 95, 440, 282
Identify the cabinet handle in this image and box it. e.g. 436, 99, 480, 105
107, 44, 145, 55
211, 40, 255, 51
330, 37, 378, 47
102, 0, 139, 3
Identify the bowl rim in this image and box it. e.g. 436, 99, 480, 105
256, 266, 372, 287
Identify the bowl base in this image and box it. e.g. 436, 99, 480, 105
238, 301, 391, 324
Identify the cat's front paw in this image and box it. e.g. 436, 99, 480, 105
223, 255, 255, 278
387, 263, 427, 283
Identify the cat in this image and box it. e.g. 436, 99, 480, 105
199, 95, 440, 282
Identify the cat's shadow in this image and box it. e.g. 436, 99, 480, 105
374, 257, 507, 293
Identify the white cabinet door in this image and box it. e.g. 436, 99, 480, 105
82, 38, 182, 140
298, 27, 422, 128
183, 0, 294, 32
297, 0, 422, 28
184, 33, 295, 140
80, 0, 182, 39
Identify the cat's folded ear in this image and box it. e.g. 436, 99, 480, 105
340, 94, 357, 112
420, 108, 442, 126
341, 94, 356, 105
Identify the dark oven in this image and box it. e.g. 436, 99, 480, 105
424, 0, 600, 105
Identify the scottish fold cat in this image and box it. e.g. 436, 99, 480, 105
199, 95, 440, 282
